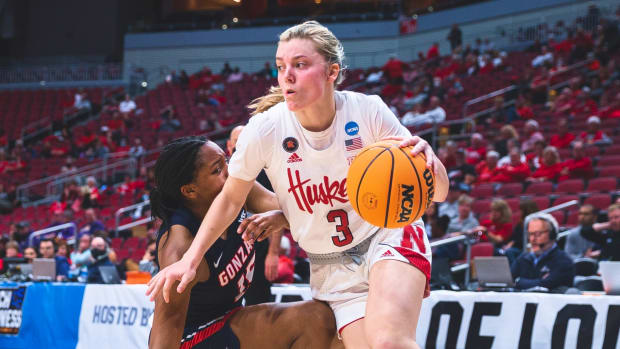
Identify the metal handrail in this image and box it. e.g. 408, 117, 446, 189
429, 233, 474, 285
462, 85, 517, 119
116, 217, 153, 234
545, 59, 593, 93
115, 200, 151, 234
28, 222, 77, 247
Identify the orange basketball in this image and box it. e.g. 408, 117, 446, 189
347, 140, 435, 228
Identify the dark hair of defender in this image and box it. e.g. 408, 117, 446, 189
149, 136, 207, 229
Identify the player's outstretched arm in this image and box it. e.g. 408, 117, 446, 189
146, 177, 254, 302
150, 225, 208, 349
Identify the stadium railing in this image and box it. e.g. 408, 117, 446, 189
114, 200, 151, 235
28, 222, 78, 248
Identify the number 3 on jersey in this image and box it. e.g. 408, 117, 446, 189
327, 209, 353, 247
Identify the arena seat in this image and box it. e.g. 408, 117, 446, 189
583, 194, 612, 210
555, 179, 584, 194
586, 177, 617, 192
524, 181, 553, 195
472, 199, 492, 215
470, 183, 494, 198
597, 166, 620, 177
497, 183, 523, 197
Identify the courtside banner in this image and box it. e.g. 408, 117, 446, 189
76, 284, 152, 349
416, 290, 620, 349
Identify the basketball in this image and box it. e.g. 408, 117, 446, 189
347, 140, 435, 228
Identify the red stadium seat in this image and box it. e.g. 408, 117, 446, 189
471, 242, 494, 258
472, 199, 492, 216
470, 184, 494, 198
583, 194, 612, 210
550, 211, 566, 225
497, 183, 523, 197
555, 179, 584, 194
597, 166, 620, 177
553, 195, 580, 207
597, 155, 620, 166
524, 181, 553, 195
565, 209, 579, 226
505, 198, 520, 213
586, 177, 617, 192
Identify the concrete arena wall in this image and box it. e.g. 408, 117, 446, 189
123, 0, 615, 87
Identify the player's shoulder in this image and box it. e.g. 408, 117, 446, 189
337, 90, 384, 106
244, 103, 288, 136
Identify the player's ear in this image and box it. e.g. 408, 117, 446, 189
180, 183, 198, 200
327, 63, 339, 83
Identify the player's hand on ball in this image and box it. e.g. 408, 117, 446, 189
238, 210, 289, 242
146, 257, 196, 303
383, 136, 438, 172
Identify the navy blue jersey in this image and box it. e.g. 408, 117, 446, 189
155, 206, 255, 331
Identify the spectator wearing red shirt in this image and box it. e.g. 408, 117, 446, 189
549, 118, 576, 148
530, 146, 567, 182
492, 148, 531, 183
426, 42, 440, 60
466, 133, 487, 165
579, 116, 612, 145
274, 237, 295, 284
561, 141, 594, 179
476, 199, 514, 247
382, 55, 407, 84
526, 139, 546, 169
476, 151, 501, 183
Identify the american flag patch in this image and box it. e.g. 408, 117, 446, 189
345, 137, 363, 151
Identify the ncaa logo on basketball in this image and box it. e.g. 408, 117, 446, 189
345, 121, 359, 136
397, 184, 415, 223
282, 137, 299, 153
362, 193, 378, 209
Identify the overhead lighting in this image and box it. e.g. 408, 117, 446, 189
232, 17, 238, 23
233, 0, 240, 2
222, 24, 228, 30
315, 0, 321, 3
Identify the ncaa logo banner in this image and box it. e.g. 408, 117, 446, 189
76, 285, 152, 349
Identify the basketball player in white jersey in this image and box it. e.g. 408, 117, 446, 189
148, 21, 449, 349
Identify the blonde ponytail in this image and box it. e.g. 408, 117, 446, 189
248, 86, 284, 116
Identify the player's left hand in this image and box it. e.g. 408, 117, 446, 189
383, 136, 439, 173
237, 210, 289, 242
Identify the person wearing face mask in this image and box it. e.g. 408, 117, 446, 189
510, 213, 575, 291
87, 237, 114, 284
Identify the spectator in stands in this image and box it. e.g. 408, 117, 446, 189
511, 213, 575, 291
493, 147, 531, 182
400, 103, 422, 127
564, 204, 598, 260
179, 70, 189, 88
494, 125, 519, 157
0, 183, 14, 213
139, 239, 158, 276
4, 241, 19, 258
258, 62, 276, 79
532, 46, 554, 67
579, 116, 612, 145
549, 118, 576, 148
521, 120, 545, 153
438, 182, 463, 221
447, 24, 462, 51
226, 125, 244, 157
431, 215, 459, 261
119, 94, 136, 116
426, 42, 440, 60
476, 199, 513, 248
466, 133, 487, 165
220, 62, 233, 77
507, 199, 540, 259
38, 239, 70, 281
160, 106, 182, 132
400, 96, 446, 127
128, 138, 145, 159
447, 194, 479, 234
70, 234, 92, 282
476, 150, 501, 183
24, 247, 37, 263
10, 222, 30, 251
81, 176, 100, 209
560, 141, 594, 179
448, 149, 477, 185
87, 236, 114, 283
580, 203, 620, 261
227, 67, 243, 83
382, 55, 407, 85
530, 146, 565, 182
73, 88, 91, 110
79, 208, 105, 236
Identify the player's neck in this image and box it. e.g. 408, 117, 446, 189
295, 92, 336, 132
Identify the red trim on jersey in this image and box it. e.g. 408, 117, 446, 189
180, 307, 241, 349
393, 247, 431, 298
338, 316, 364, 336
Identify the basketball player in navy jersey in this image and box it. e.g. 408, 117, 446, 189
148, 136, 341, 349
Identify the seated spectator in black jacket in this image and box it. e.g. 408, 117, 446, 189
580, 203, 620, 261
87, 237, 114, 283
511, 213, 575, 291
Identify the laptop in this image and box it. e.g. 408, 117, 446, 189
32, 258, 56, 281
99, 265, 122, 284
474, 256, 515, 288
599, 261, 620, 295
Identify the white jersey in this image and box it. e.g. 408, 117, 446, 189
229, 90, 413, 254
